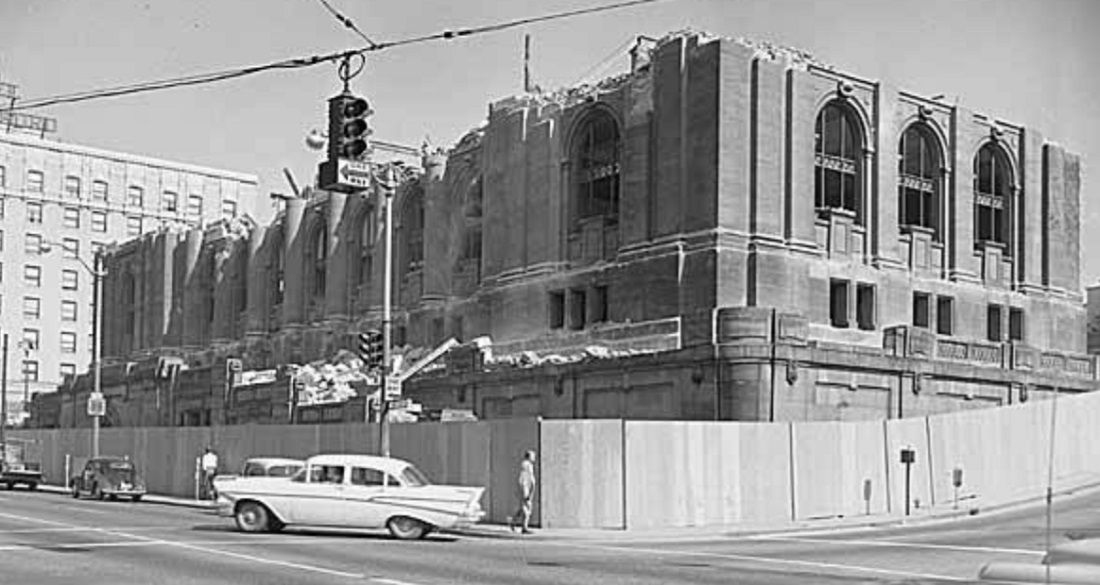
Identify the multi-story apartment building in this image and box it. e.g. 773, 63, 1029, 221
33, 31, 1096, 428
0, 81, 259, 422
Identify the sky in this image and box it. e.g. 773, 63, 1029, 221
1, 0, 1098, 281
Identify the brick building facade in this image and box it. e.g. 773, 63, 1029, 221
31, 31, 1095, 429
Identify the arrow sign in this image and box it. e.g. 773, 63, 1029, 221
337, 159, 372, 189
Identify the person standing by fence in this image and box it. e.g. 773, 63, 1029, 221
200, 447, 219, 500
510, 450, 537, 534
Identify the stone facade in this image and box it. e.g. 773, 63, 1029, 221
32, 31, 1095, 428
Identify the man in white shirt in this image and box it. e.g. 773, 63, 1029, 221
201, 447, 219, 500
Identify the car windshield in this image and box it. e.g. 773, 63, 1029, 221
401, 464, 430, 487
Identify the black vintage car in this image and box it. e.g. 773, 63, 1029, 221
70, 457, 146, 501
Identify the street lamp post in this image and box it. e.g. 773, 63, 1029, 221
42, 241, 105, 458
377, 164, 396, 458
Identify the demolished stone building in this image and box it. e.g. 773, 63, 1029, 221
30, 31, 1096, 429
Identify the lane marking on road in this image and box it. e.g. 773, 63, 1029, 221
0, 525, 178, 534
371, 579, 426, 585
543, 541, 971, 582
0, 536, 364, 552
0, 510, 365, 580
751, 535, 1045, 556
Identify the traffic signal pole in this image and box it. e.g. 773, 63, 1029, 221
379, 167, 395, 458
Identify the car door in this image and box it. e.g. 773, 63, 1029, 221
286, 464, 348, 526
344, 467, 402, 528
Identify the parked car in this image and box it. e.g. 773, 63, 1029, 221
70, 457, 146, 501
214, 453, 485, 539
0, 439, 43, 490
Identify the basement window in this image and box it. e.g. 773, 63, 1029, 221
856, 283, 875, 331
987, 304, 1003, 342
936, 296, 954, 336
829, 279, 849, 328
548, 291, 565, 330
912, 292, 931, 329
1009, 307, 1024, 342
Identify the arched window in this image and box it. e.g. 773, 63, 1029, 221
573, 110, 620, 224
815, 102, 863, 220
271, 228, 285, 307
462, 178, 482, 264
358, 207, 376, 286
898, 125, 941, 238
310, 223, 327, 299
974, 143, 1013, 251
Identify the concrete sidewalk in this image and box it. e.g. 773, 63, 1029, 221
34, 480, 1100, 542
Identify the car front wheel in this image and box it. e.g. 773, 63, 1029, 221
71, 485, 80, 499
235, 501, 271, 533
387, 516, 429, 540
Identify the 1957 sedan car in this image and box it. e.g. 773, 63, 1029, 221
70, 457, 146, 501
213, 454, 485, 539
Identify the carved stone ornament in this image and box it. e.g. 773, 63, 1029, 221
786, 361, 799, 384
837, 80, 855, 97
918, 104, 934, 119
990, 124, 1004, 139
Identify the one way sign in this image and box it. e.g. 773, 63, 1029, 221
319, 158, 373, 193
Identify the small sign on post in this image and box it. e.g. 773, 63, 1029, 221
900, 447, 916, 517
87, 393, 106, 417
863, 479, 873, 515
384, 378, 402, 399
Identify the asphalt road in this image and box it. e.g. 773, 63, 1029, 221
1, 486, 1098, 584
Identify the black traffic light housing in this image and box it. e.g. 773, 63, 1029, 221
327, 93, 373, 162
359, 329, 383, 370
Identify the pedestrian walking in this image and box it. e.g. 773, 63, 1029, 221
201, 446, 219, 500
509, 450, 537, 534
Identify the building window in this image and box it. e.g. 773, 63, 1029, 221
62, 269, 78, 291
936, 296, 954, 336
23, 264, 41, 287
987, 304, 1003, 342
898, 125, 941, 238
188, 194, 203, 218
64, 175, 81, 198
22, 328, 39, 350
549, 291, 565, 329
221, 199, 237, 218
63, 207, 81, 229
23, 296, 40, 319
27, 201, 43, 224
311, 223, 327, 299
91, 211, 107, 232
0, 197, 5, 218
92, 180, 108, 201
127, 215, 143, 237
829, 279, 849, 328
162, 190, 178, 212
1009, 307, 1024, 342
401, 193, 424, 270
60, 363, 76, 379
856, 283, 875, 331
23, 360, 38, 383
912, 292, 931, 329
591, 285, 609, 324
572, 110, 620, 223
25, 233, 42, 255
60, 331, 77, 353
0, 229, 4, 251
0, 165, 5, 188
26, 170, 44, 193
61, 300, 78, 321
62, 238, 80, 259
128, 185, 144, 207
975, 143, 1013, 252
569, 289, 586, 330
815, 101, 862, 220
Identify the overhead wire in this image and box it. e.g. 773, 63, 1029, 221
2, 0, 674, 112
312, 0, 378, 48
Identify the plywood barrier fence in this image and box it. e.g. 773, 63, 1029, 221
14, 391, 1100, 529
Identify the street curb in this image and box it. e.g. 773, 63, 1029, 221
39, 484, 216, 510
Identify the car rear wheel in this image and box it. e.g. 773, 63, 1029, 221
71, 484, 80, 499
131, 495, 143, 503
387, 516, 429, 540
235, 501, 271, 533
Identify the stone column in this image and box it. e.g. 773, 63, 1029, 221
324, 191, 350, 321
210, 241, 234, 343
180, 229, 204, 347
421, 153, 448, 301
244, 225, 268, 336
282, 197, 306, 327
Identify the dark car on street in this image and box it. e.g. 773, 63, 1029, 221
70, 457, 146, 501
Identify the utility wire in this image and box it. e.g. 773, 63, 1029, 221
312, 0, 378, 48
2, 0, 674, 112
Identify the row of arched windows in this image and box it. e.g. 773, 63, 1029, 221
815, 100, 1015, 254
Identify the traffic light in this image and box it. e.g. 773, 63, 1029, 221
327, 92, 373, 162
358, 329, 383, 370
